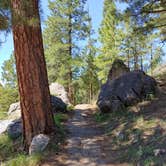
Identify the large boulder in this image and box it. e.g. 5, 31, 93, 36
49, 83, 70, 104
97, 70, 157, 113
7, 119, 22, 139
7, 95, 67, 120
51, 95, 67, 113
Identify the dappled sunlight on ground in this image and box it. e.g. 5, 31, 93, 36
42, 84, 166, 166
42, 107, 129, 166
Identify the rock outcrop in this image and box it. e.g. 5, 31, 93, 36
49, 82, 70, 104
0, 95, 67, 137
97, 61, 157, 113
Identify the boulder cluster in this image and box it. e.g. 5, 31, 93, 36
0, 82, 70, 154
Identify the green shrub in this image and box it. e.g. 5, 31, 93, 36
0, 134, 14, 161
94, 112, 111, 123
0, 134, 42, 166
54, 113, 68, 127
67, 104, 74, 111
2, 154, 42, 166
0, 86, 19, 119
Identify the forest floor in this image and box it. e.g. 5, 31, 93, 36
41, 75, 166, 166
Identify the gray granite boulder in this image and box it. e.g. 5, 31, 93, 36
97, 70, 157, 113
29, 134, 50, 155
7, 119, 22, 139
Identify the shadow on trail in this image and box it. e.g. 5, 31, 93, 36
42, 91, 166, 166
42, 105, 128, 166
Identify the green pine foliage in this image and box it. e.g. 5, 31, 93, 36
119, 3, 164, 73
122, 0, 166, 42
79, 36, 99, 103
1, 53, 17, 88
0, 0, 10, 45
96, 0, 123, 82
0, 53, 18, 119
0, 86, 18, 119
121, 19, 149, 70
43, 0, 90, 87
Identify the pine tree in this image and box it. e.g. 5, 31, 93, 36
0, 53, 19, 119
0, 0, 10, 44
96, 0, 123, 82
151, 46, 164, 74
1, 53, 17, 88
11, 0, 55, 150
81, 43, 99, 103
79, 17, 99, 104
122, 0, 166, 42
44, 0, 90, 103
120, 12, 162, 72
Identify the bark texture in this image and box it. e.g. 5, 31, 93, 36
11, 0, 55, 150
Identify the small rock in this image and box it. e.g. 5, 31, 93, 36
7, 102, 21, 120
81, 113, 87, 117
8, 102, 20, 116
7, 119, 22, 139
116, 131, 125, 141
153, 149, 166, 156
29, 134, 50, 155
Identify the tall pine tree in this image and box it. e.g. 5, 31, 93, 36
1, 53, 17, 88
11, 0, 55, 150
96, 0, 123, 82
79, 16, 99, 104
44, 0, 90, 103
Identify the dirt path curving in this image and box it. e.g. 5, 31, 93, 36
42, 104, 127, 166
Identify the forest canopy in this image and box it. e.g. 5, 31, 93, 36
0, 0, 165, 105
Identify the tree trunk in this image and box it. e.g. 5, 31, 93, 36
11, 0, 55, 151
150, 43, 153, 75
89, 82, 92, 104
134, 42, 139, 70
140, 55, 143, 71
127, 49, 130, 68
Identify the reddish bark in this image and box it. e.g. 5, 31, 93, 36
11, 0, 55, 150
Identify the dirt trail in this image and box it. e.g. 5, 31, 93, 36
42, 104, 127, 166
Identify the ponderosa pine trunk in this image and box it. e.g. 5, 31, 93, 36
11, 0, 55, 151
